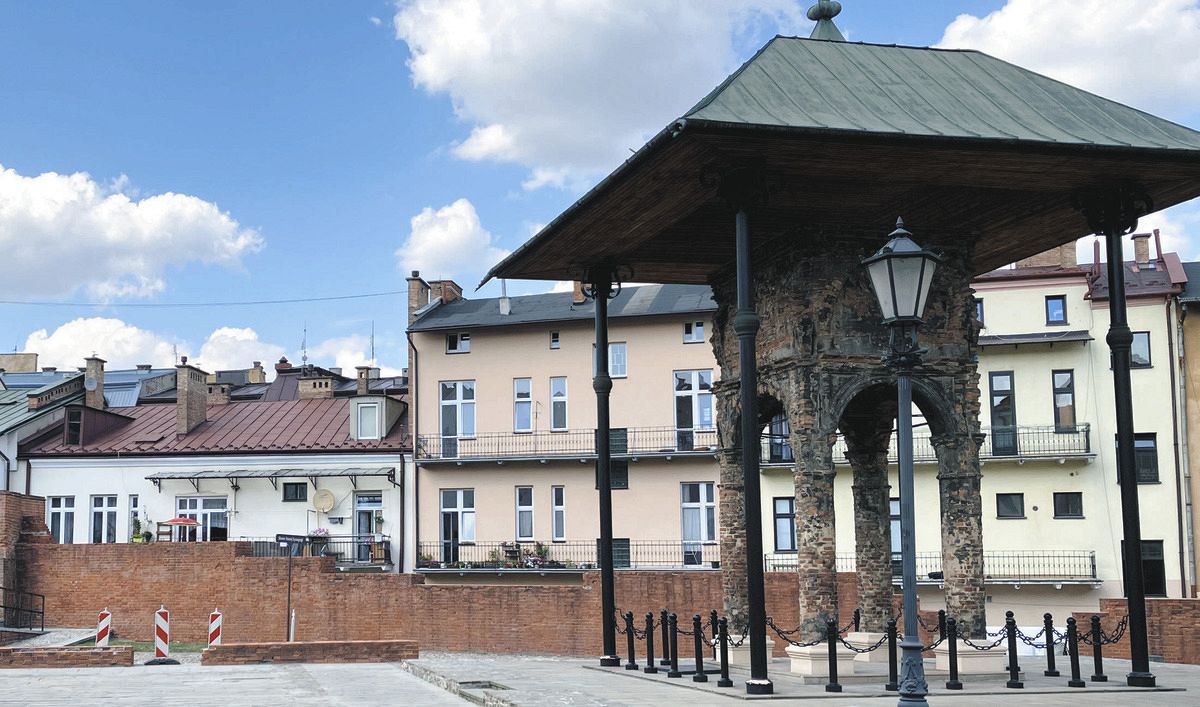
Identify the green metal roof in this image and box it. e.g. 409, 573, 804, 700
0, 387, 78, 435
684, 37, 1200, 152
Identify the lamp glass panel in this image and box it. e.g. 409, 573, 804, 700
889, 256, 924, 319
866, 259, 896, 319
915, 259, 937, 319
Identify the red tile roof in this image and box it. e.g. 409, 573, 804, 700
28, 397, 409, 456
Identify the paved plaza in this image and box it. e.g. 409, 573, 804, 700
3, 652, 1200, 706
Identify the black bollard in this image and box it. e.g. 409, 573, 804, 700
938, 609, 947, 641
692, 614, 708, 683
1005, 611, 1023, 689
667, 613, 682, 678
1043, 613, 1059, 677
643, 612, 658, 674
709, 610, 719, 659
885, 618, 898, 692
660, 609, 671, 666
1066, 617, 1086, 688
1090, 615, 1107, 682
825, 618, 842, 693
624, 612, 638, 670
853, 607, 861, 633
945, 617, 962, 691
717, 617, 733, 688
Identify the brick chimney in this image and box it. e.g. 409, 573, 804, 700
84, 356, 105, 410
1016, 242, 1077, 270
1132, 233, 1151, 265
176, 358, 209, 435
248, 361, 266, 384
356, 365, 371, 396
407, 271, 431, 325
275, 356, 293, 373
298, 368, 334, 399
206, 382, 231, 405
429, 279, 463, 305
572, 281, 586, 305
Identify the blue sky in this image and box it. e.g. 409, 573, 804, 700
1, 1, 1196, 375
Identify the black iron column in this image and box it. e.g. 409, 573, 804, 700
895, 345, 929, 705
588, 266, 620, 667
1079, 184, 1156, 688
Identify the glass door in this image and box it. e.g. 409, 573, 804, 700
989, 371, 1018, 456
175, 497, 228, 541
440, 381, 475, 458
439, 489, 474, 564
680, 482, 715, 566
355, 492, 383, 561
674, 370, 713, 451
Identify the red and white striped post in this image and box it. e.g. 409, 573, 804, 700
154, 605, 170, 658
208, 608, 223, 647
95, 608, 112, 647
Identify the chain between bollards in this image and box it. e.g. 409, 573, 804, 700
1067, 617, 1086, 688
945, 617, 962, 691
885, 618, 898, 692
1005, 611, 1023, 689
1090, 615, 1108, 682
643, 612, 658, 674
717, 617, 733, 688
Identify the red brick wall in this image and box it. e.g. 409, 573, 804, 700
202, 639, 418, 665
0, 645, 133, 668
1073, 598, 1200, 665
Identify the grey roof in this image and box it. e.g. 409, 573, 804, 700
684, 37, 1200, 152
410, 284, 716, 332
1179, 262, 1200, 302
0, 368, 175, 408
0, 387, 79, 434
146, 467, 396, 481
0, 371, 80, 389
978, 330, 1093, 347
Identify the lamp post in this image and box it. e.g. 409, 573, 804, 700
863, 218, 942, 707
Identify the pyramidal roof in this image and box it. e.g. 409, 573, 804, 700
682, 37, 1200, 154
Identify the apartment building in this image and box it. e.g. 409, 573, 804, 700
407, 273, 720, 581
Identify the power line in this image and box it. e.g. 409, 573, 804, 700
0, 290, 406, 309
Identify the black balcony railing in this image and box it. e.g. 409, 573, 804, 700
764, 550, 1097, 582
416, 426, 719, 461
0, 587, 44, 632
416, 540, 720, 570
238, 534, 392, 566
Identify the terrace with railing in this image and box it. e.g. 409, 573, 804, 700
764, 549, 1098, 584
416, 426, 718, 462
238, 534, 393, 569
416, 540, 720, 571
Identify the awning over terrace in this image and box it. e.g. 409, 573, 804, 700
978, 330, 1094, 347
146, 466, 399, 492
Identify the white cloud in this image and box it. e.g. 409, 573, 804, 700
395, 198, 509, 283
195, 327, 286, 373
23, 318, 182, 370
368, 16, 383, 27
308, 335, 404, 377
0, 163, 264, 300
937, 1, 1200, 123
393, 0, 801, 188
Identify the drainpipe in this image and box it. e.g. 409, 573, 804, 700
1167, 296, 1189, 597
0, 448, 11, 492
406, 330, 419, 572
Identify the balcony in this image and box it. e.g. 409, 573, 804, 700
764, 550, 1098, 585
761, 424, 1093, 467
416, 426, 718, 462
416, 540, 720, 571
239, 534, 393, 570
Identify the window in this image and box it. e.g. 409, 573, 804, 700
766, 413, 793, 464
1123, 540, 1167, 597
439, 380, 476, 457
1052, 370, 1076, 431
65, 408, 82, 445
91, 495, 117, 544
552, 486, 566, 542
128, 495, 139, 537
550, 377, 568, 431
1053, 492, 1083, 518
446, 332, 471, 354
1131, 331, 1151, 368
681, 482, 716, 565
1119, 433, 1160, 483
175, 497, 229, 541
683, 321, 705, 343
1045, 295, 1067, 325
974, 298, 984, 326
996, 493, 1024, 518
609, 342, 627, 378
283, 482, 307, 502
356, 402, 380, 440
773, 497, 796, 552
674, 369, 714, 450
515, 486, 534, 541
48, 496, 74, 544
989, 371, 1018, 456
513, 378, 532, 432
549, 331, 560, 349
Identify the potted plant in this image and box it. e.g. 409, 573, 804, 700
373, 515, 385, 540
131, 517, 144, 543
309, 527, 330, 555
141, 530, 153, 543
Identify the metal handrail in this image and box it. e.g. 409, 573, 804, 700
765, 550, 1098, 580
237, 534, 393, 566
416, 426, 718, 460
0, 587, 45, 632
416, 539, 720, 570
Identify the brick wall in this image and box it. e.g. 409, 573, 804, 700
202, 639, 418, 665
1073, 598, 1200, 665
0, 645, 133, 668
0, 491, 47, 588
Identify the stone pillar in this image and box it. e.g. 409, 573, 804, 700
715, 382, 749, 628
792, 420, 839, 640
933, 431, 987, 638
846, 450, 893, 632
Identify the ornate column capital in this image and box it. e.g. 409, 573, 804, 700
1075, 182, 1153, 236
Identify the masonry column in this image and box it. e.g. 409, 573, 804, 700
715, 383, 749, 627
845, 449, 893, 632
791, 417, 840, 638
932, 431, 986, 638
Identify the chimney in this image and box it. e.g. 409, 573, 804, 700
248, 361, 266, 383
275, 356, 293, 373
175, 358, 209, 434
206, 382, 231, 405
42, 367, 56, 373
499, 279, 511, 315
83, 356, 105, 410
429, 279, 463, 305
298, 369, 334, 399
356, 365, 371, 396
1132, 232, 1151, 266
329, 367, 342, 376
1016, 243, 1076, 270
407, 270, 431, 325
572, 280, 586, 305
136, 363, 152, 372
1154, 229, 1164, 263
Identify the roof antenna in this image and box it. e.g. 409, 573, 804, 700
370, 321, 376, 362
173, 344, 178, 365
808, 0, 846, 41
301, 324, 308, 366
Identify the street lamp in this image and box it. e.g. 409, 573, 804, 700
863, 218, 942, 707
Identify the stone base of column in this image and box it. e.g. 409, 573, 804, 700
784, 643, 856, 677
843, 632, 889, 663
726, 636, 775, 668
932, 641, 1009, 675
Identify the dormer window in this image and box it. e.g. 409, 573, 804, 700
446, 332, 471, 354
357, 402, 381, 440
65, 408, 82, 445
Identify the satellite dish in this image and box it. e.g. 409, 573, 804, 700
312, 489, 336, 513
83, 377, 97, 391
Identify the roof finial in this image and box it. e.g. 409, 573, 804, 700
807, 0, 846, 42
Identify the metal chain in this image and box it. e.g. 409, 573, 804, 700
765, 617, 823, 648
838, 632, 889, 654
960, 629, 1009, 651
916, 614, 941, 634
923, 635, 947, 651
1077, 615, 1129, 646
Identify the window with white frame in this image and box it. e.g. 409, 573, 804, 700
674, 369, 714, 450
48, 496, 74, 544
549, 331, 560, 349
440, 489, 475, 546
439, 380, 476, 457
683, 321, 705, 343
446, 332, 471, 353
176, 497, 229, 541
357, 402, 381, 439
609, 342, 627, 378
514, 378, 532, 432
550, 377, 568, 431
91, 495, 117, 544
552, 486, 566, 541
681, 482, 716, 565
129, 495, 139, 537
515, 486, 534, 541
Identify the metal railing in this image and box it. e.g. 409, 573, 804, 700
0, 587, 45, 632
416, 426, 719, 460
416, 540, 720, 570
765, 550, 1097, 581
237, 534, 393, 566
